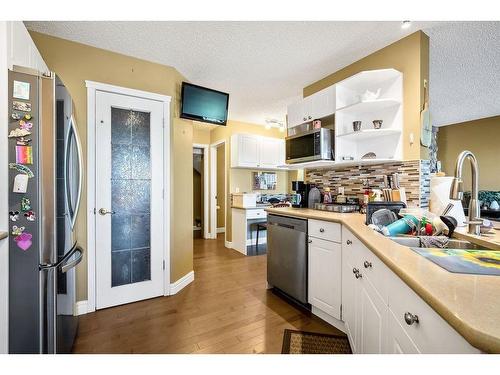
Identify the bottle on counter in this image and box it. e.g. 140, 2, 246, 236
323, 187, 332, 204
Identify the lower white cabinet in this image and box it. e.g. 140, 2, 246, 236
340, 225, 479, 354
308, 236, 341, 320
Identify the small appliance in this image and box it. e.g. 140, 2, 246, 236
285, 128, 334, 164
291, 181, 310, 208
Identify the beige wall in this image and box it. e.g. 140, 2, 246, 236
193, 128, 211, 145
209, 120, 288, 242
216, 144, 225, 228
438, 116, 500, 191
304, 31, 430, 160
31, 32, 194, 299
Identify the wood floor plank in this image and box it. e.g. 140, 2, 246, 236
72, 234, 344, 354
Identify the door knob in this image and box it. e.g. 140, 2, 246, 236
404, 312, 419, 325
98, 208, 115, 216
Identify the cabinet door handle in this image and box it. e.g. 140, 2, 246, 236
404, 312, 419, 325
363, 261, 372, 269
308, 116, 312, 120
352, 267, 359, 274
308, 239, 312, 244
303, 117, 307, 121
346, 240, 352, 245
319, 228, 325, 233
355, 272, 363, 279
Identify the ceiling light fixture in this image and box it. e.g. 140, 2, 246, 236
401, 21, 412, 29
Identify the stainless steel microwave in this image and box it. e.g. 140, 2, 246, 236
285, 128, 334, 164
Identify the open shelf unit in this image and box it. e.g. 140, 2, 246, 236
334, 68, 403, 164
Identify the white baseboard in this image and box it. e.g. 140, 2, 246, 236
74, 300, 89, 316
311, 306, 346, 334
225, 240, 233, 249
170, 271, 194, 295
216, 227, 225, 233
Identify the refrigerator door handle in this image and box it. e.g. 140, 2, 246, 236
60, 246, 83, 273
64, 115, 83, 230
39, 243, 82, 272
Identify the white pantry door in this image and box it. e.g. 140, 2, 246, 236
95, 91, 164, 309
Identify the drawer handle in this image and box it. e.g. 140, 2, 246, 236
404, 312, 419, 326
319, 228, 325, 233
346, 240, 352, 245
355, 272, 363, 279
363, 261, 372, 269
352, 267, 359, 274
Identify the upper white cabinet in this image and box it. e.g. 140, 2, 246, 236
287, 86, 336, 128
231, 133, 285, 170
335, 69, 403, 164
6, 22, 49, 74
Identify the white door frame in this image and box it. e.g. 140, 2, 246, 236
85, 80, 171, 313
209, 139, 226, 240
193, 143, 209, 239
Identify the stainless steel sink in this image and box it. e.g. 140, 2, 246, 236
388, 236, 483, 250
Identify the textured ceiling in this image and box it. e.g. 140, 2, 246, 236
24, 21, 499, 127
427, 21, 500, 126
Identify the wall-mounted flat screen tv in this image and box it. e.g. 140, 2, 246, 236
180, 82, 229, 125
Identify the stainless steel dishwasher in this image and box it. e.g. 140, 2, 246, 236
267, 214, 308, 304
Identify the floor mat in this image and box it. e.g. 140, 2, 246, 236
281, 329, 352, 354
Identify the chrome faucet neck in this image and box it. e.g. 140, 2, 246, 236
452, 151, 481, 235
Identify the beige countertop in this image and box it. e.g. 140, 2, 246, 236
453, 226, 500, 251
0, 231, 7, 241
232, 205, 271, 210
265, 207, 500, 353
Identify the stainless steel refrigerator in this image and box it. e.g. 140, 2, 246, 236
8, 68, 83, 354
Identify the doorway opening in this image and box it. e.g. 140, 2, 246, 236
210, 140, 226, 240
193, 144, 209, 239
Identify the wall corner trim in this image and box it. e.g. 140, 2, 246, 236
169, 271, 195, 295
74, 300, 89, 316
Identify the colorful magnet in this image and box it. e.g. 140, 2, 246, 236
16, 145, 33, 165
13, 80, 30, 100
19, 120, 33, 131
9, 211, 20, 222
8, 128, 31, 138
12, 101, 31, 112
21, 197, 31, 212
14, 232, 32, 251
11, 112, 22, 120
16, 137, 32, 146
13, 174, 29, 193
9, 163, 34, 178
24, 211, 36, 221
11, 225, 25, 236
23, 114, 32, 121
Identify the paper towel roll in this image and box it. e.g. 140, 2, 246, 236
429, 176, 467, 227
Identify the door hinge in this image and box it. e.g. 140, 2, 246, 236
163, 260, 165, 270
162, 118, 165, 129
340, 304, 343, 320
162, 189, 165, 199
93, 208, 96, 215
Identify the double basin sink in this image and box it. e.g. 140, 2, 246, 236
388, 236, 500, 276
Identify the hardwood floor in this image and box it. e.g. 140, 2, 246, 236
72, 234, 343, 354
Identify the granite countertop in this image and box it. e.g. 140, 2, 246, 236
0, 231, 7, 241
265, 207, 500, 353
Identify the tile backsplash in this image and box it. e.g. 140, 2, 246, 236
305, 160, 431, 208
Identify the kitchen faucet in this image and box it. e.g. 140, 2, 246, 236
450, 150, 482, 235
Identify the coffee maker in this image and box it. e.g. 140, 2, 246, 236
291, 181, 311, 208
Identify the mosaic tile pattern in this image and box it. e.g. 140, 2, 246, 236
306, 160, 431, 208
